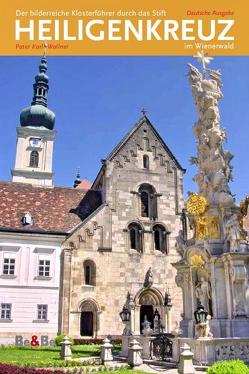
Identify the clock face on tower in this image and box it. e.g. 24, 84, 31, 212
29, 137, 42, 148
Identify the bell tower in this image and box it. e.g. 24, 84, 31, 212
11, 51, 56, 186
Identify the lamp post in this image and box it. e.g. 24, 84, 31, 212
164, 291, 173, 332
194, 304, 208, 324
164, 291, 173, 308
120, 305, 131, 335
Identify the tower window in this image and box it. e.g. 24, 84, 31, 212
130, 228, 136, 249
141, 191, 149, 217
85, 265, 91, 285
154, 229, 160, 251
128, 223, 143, 252
153, 224, 169, 253
143, 155, 149, 169
29, 150, 39, 168
83, 260, 96, 286
138, 184, 157, 220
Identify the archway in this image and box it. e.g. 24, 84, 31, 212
136, 288, 164, 334
80, 311, 93, 336
79, 299, 99, 337
140, 305, 154, 332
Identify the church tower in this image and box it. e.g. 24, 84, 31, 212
11, 53, 56, 186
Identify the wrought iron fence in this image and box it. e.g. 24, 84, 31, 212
150, 333, 173, 360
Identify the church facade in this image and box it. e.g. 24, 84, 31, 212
60, 116, 185, 338
0, 55, 186, 342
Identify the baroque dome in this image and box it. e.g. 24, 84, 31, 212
20, 104, 55, 130
20, 54, 55, 130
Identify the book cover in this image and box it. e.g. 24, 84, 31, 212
0, 0, 248, 368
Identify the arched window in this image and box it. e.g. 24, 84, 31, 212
153, 224, 169, 253
29, 150, 39, 167
138, 184, 157, 219
128, 223, 143, 252
141, 191, 149, 217
143, 155, 149, 169
83, 260, 96, 286
85, 265, 91, 284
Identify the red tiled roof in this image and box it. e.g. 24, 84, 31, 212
0, 181, 87, 234
76, 178, 92, 190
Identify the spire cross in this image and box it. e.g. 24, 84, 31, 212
141, 108, 147, 116
193, 50, 213, 77
43, 40, 48, 57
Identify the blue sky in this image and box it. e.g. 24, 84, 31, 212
0, 56, 248, 202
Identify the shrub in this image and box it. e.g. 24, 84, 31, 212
0, 363, 65, 374
207, 359, 249, 374
54, 334, 74, 346
74, 338, 103, 345
73, 338, 122, 345
21, 359, 96, 369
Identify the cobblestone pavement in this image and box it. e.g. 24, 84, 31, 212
136, 363, 206, 373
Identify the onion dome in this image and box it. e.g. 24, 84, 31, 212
20, 55, 55, 130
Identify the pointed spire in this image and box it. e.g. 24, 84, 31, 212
73, 167, 81, 188
31, 54, 49, 107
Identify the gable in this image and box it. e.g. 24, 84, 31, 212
106, 116, 185, 171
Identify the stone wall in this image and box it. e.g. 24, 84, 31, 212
61, 118, 185, 337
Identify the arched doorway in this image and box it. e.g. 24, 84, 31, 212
140, 305, 154, 332
79, 299, 99, 337
137, 288, 164, 334
80, 311, 93, 336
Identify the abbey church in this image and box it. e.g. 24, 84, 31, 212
0, 55, 186, 343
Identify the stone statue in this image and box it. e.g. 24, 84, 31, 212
153, 309, 161, 334
187, 63, 235, 209
175, 230, 186, 256
142, 315, 152, 336
144, 267, 153, 288
225, 214, 241, 252
195, 315, 213, 339
126, 291, 135, 308
171, 321, 183, 337
195, 277, 212, 315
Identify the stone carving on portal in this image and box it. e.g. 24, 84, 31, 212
144, 267, 153, 288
